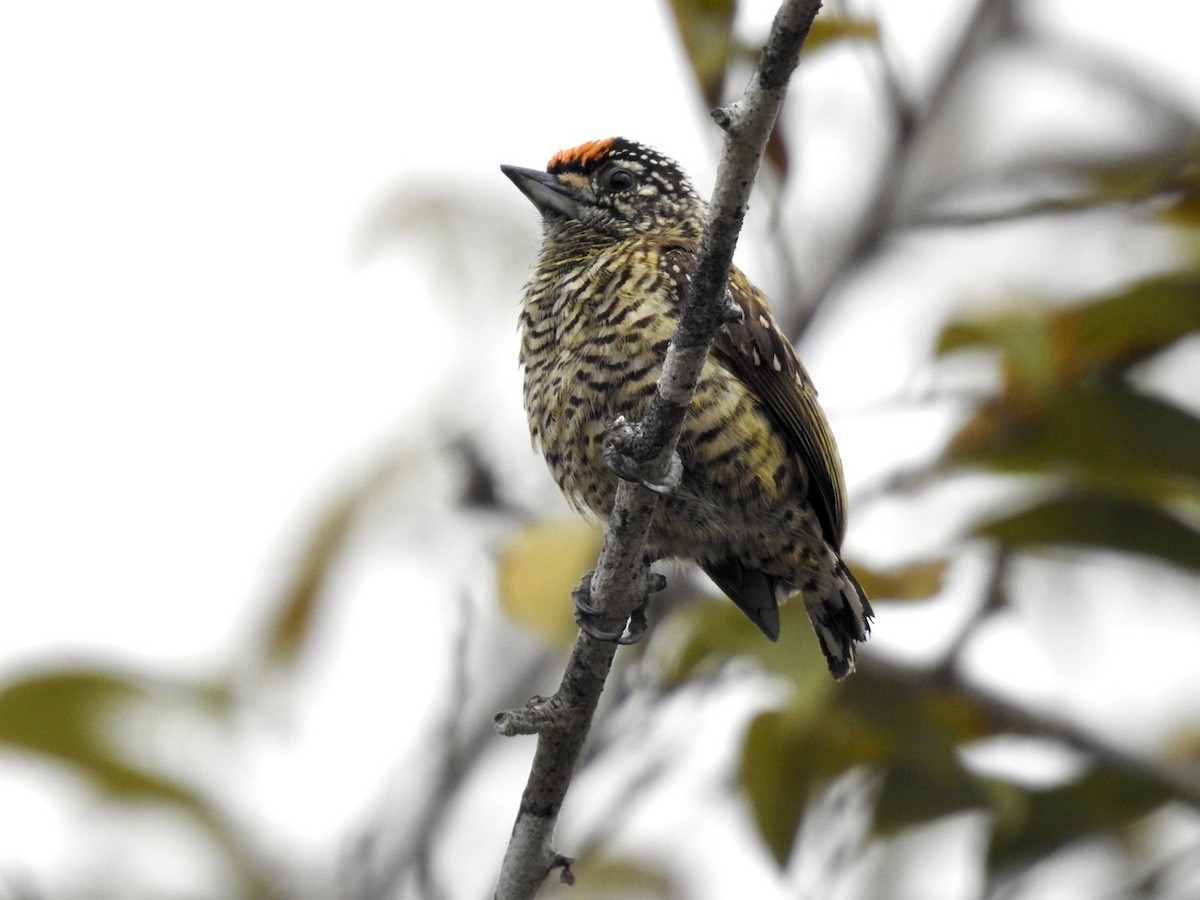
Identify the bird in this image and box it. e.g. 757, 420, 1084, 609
501, 137, 872, 679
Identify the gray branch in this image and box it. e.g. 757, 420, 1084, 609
787, 0, 1018, 337
491, 2, 825, 898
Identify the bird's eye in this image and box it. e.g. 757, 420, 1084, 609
605, 168, 636, 192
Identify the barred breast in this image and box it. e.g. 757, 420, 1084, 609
520, 239, 673, 515
518, 238, 804, 548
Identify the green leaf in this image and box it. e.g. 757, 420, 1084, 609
740, 667, 1188, 873
667, 0, 737, 107
541, 853, 674, 899
497, 518, 602, 645
838, 677, 995, 833
1051, 274, 1200, 378
740, 673, 997, 866
936, 275, 1200, 391
946, 386, 1200, 500
1085, 150, 1200, 227
804, 16, 880, 53
988, 764, 1178, 871
974, 491, 1200, 573
849, 558, 949, 602
741, 710, 810, 866
0, 669, 202, 802
873, 755, 990, 834
0, 668, 273, 896
937, 305, 1058, 397
259, 454, 412, 677
655, 599, 834, 692
740, 706, 875, 867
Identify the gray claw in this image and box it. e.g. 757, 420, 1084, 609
603, 418, 683, 495
571, 569, 664, 646
617, 602, 648, 644
643, 452, 683, 494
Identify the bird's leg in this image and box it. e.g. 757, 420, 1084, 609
603, 416, 683, 495
572, 567, 667, 645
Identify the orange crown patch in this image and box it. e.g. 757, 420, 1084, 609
547, 138, 617, 172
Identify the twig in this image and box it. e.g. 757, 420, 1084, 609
491, 2, 826, 897
341, 623, 559, 899
868, 655, 1200, 807
907, 156, 1200, 230
935, 547, 1010, 681
786, 0, 1018, 338
411, 593, 474, 900
909, 195, 1128, 228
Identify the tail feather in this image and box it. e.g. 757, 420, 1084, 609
701, 558, 782, 641
702, 551, 873, 679
805, 551, 873, 679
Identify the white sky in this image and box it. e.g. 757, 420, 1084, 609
0, 0, 719, 670
2, 0, 1199, 896
0, 2, 725, 891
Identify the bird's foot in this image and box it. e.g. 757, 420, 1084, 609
572, 569, 667, 645
604, 417, 683, 494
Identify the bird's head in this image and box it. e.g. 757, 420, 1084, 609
502, 138, 705, 240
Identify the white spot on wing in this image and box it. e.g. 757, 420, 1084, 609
772, 355, 782, 371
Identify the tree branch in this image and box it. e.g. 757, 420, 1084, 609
869, 655, 1200, 809
491, 2, 825, 897
786, 0, 1018, 338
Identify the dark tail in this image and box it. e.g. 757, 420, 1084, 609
804, 551, 873, 679
701, 558, 781, 641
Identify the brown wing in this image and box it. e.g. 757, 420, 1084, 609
660, 244, 849, 548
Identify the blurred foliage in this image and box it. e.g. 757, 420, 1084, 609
646, 1, 1200, 894
259, 455, 413, 679
0, 441, 466, 897
0, 668, 275, 897
538, 851, 676, 899
498, 517, 604, 646
668, 0, 877, 178
0, 669, 220, 803
667, 0, 738, 109
936, 276, 1200, 570
846, 558, 950, 602
646, 0, 1200, 895
657, 601, 1194, 875
6, 1, 1200, 899
937, 275, 1200, 390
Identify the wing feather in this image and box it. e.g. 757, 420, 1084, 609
661, 244, 849, 548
